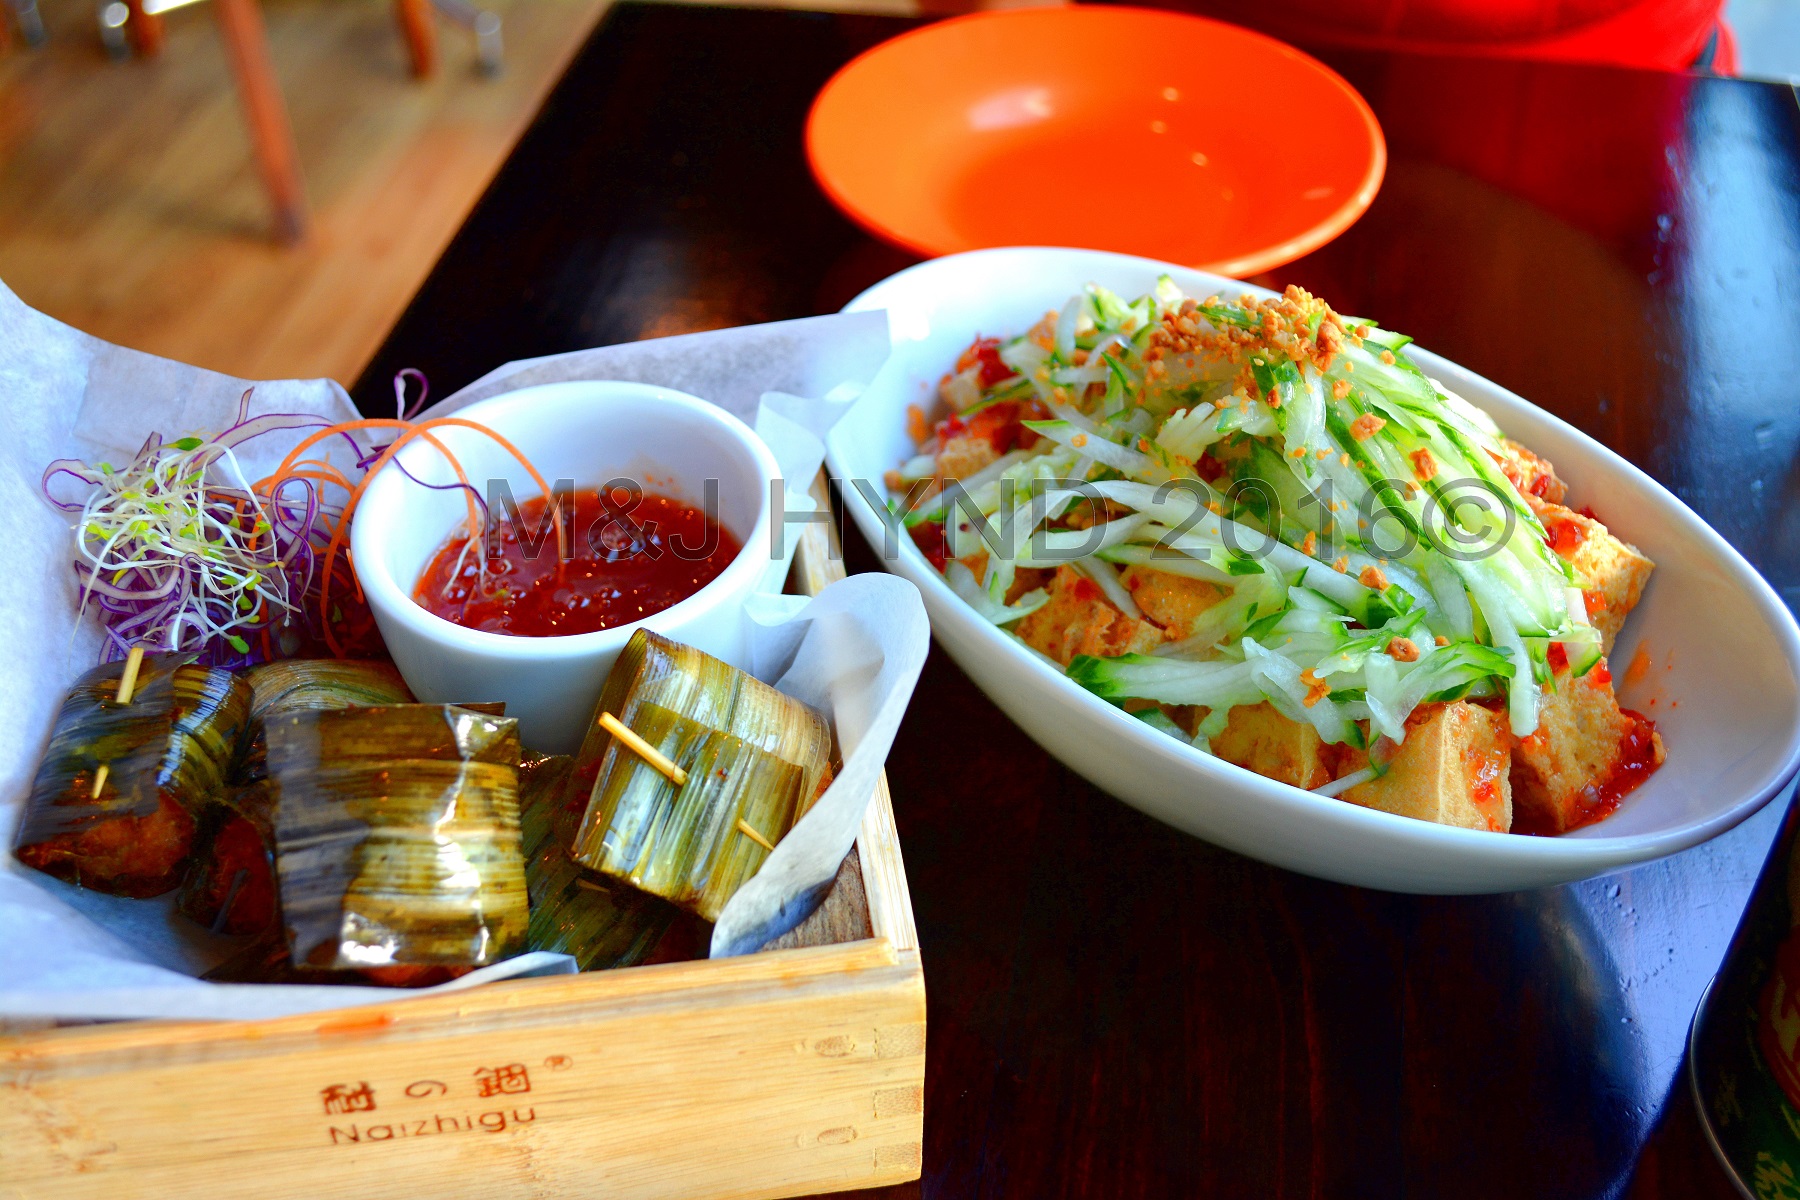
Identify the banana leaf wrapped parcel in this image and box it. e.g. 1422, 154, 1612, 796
269, 704, 529, 970
570, 631, 834, 923
235, 659, 414, 784
14, 652, 251, 897
518, 752, 674, 970
179, 660, 414, 937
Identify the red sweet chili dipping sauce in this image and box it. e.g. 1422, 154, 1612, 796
413, 489, 741, 637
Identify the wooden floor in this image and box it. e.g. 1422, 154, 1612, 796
0, 0, 611, 386
0, 0, 1053, 387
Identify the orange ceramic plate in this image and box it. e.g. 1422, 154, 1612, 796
806, 6, 1386, 277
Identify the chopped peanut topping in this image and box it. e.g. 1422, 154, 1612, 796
1332, 556, 1349, 573
1299, 530, 1317, 557
1349, 413, 1386, 441
1144, 284, 1358, 382
1434, 635, 1449, 646
1379, 350, 1396, 365
1385, 637, 1421, 662
1359, 564, 1389, 590
1409, 447, 1439, 482
1300, 668, 1331, 708
1071, 433, 1089, 448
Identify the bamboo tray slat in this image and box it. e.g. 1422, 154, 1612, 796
0, 470, 925, 1200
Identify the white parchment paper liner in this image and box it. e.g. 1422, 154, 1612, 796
0, 282, 927, 1020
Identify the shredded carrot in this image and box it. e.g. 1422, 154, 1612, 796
253, 415, 564, 658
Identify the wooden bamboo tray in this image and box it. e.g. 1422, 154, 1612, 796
0, 476, 926, 1200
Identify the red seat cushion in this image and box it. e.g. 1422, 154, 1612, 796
1139, 0, 1728, 72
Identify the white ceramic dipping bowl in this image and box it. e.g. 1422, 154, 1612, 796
351, 381, 778, 752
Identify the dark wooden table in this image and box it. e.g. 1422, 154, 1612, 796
354, 6, 1800, 1194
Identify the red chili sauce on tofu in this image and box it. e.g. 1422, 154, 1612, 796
908, 520, 949, 572
959, 336, 1017, 387
1513, 654, 1662, 835
414, 489, 741, 637
1562, 708, 1662, 831
936, 402, 1032, 455
1469, 748, 1510, 834
1514, 707, 1662, 837
1546, 515, 1588, 556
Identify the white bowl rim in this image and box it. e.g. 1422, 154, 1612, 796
350, 379, 780, 661
834, 245, 1800, 872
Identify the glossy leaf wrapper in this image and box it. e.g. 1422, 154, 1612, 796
518, 752, 674, 970
178, 660, 415, 936
236, 658, 414, 783
14, 653, 250, 897
269, 704, 529, 970
570, 630, 832, 922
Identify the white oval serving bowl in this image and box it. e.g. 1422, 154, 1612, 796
352, 380, 779, 753
827, 246, 1800, 892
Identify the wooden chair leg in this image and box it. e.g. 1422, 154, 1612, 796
13, 0, 45, 45
393, 0, 435, 78
124, 0, 165, 56
212, 0, 308, 243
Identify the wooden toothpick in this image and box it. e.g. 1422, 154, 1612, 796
735, 819, 776, 852
599, 711, 687, 786
93, 646, 146, 797
114, 645, 145, 705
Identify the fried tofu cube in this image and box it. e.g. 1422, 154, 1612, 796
939, 365, 983, 412
1340, 702, 1513, 832
1511, 662, 1662, 834
934, 402, 1025, 482
1536, 502, 1655, 653
1120, 564, 1228, 642
1016, 565, 1165, 665
936, 431, 1000, 482
1493, 439, 1566, 504
1210, 701, 1334, 789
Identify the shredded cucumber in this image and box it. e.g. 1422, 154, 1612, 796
894, 279, 1600, 753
